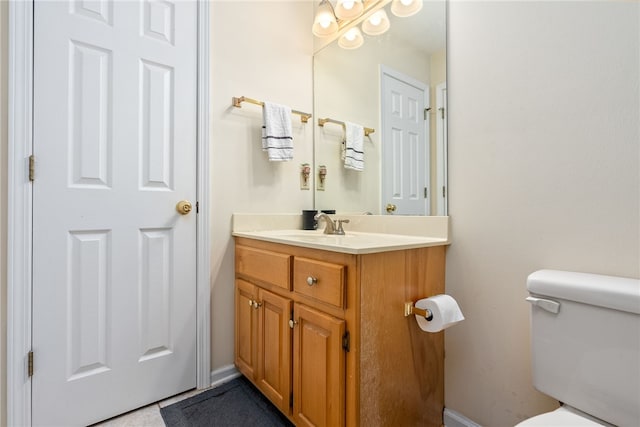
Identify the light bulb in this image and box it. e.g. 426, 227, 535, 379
343, 1, 355, 10
338, 27, 363, 49
312, 0, 338, 37
362, 9, 390, 35
391, 0, 422, 17
369, 12, 382, 26
335, 0, 363, 21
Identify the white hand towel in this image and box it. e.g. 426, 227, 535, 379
343, 121, 364, 171
262, 101, 294, 161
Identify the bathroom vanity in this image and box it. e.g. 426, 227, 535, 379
233, 215, 449, 426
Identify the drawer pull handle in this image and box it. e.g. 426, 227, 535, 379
306, 276, 318, 286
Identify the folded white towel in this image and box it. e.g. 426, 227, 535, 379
262, 101, 293, 162
343, 121, 364, 171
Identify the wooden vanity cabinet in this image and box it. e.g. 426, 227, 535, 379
234, 237, 446, 427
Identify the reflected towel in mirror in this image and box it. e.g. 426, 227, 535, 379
344, 121, 364, 171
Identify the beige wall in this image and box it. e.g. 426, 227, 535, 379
209, 0, 314, 370
445, 1, 639, 426
1, 2, 8, 426
430, 49, 445, 215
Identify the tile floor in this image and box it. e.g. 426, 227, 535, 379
93, 387, 209, 427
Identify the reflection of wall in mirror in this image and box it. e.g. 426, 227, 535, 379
430, 50, 446, 215
314, 38, 445, 214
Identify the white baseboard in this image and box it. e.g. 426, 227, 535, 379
444, 408, 482, 427
209, 364, 241, 389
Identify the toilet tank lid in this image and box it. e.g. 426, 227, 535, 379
527, 270, 640, 314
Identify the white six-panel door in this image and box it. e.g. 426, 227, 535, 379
32, 1, 197, 425
381, 66, 430, 216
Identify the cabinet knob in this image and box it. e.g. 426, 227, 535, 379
288, 319, 298, 329
306, 276, 318, 286
252, 300, 262, 309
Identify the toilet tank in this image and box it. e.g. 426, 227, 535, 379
527, 270, 640, 427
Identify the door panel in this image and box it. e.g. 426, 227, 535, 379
235, 279, 258, 379
257, 289, 292, 415
381, 67, 429, 215
32, 1, 197, 425
293, 304, 345, 427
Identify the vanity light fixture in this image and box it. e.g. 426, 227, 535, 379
390, 0, 423, 17
338, 27, 364, 49
361, 9, 390, 36
312, 0, 339, 37
335, 0, 364, 20
312, 0, 419, 49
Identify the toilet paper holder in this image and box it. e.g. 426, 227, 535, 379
404, 301, 433, 321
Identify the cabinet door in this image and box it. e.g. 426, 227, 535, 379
256, 289, 293, 415
235, 279, 258, 379
293, 304, 346, 427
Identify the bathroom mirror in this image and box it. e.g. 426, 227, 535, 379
313, 0, 447, 215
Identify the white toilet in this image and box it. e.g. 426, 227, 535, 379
517, 270, 640, 426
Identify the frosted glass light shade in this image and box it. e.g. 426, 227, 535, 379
338, 27, 364, 49
391, 0, 423, 17
362, 9, 390, 36
313, 0, 339, 37
335, 0, 364, 20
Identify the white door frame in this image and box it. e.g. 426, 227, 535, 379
7, 2, 211, 425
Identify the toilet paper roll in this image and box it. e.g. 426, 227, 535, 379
415, 294, 465, 333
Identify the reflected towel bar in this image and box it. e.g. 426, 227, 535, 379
317, 117, 375, 137
232, 96, 311, 123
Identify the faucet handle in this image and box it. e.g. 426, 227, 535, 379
335, 219, 350, 235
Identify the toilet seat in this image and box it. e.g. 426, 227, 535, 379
515, 406, 611, 426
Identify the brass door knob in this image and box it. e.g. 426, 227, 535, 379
176, 200, 193, 215
386, 203, 397, 213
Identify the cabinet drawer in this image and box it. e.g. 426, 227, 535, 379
293, 257, 345, 308
236, 245, 291, 290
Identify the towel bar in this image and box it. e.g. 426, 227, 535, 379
404, 301, 433, 320
232, 96, 311, 123
317, 117, 375, 137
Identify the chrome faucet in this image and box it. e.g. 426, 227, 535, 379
314, 212, 336, 234
314, 213, 350, 235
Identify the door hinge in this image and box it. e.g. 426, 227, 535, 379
28, 351, 34, 377
342, 331, 350, 352
424, 187, 428, 199
439, 107, 445, 120
196, 201, 199, 214
29, 155, 35, 182
442, 186, 446, 198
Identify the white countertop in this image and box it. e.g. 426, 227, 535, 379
232, 214, 450, 254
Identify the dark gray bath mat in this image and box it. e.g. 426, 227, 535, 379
160, 376, 294, 427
